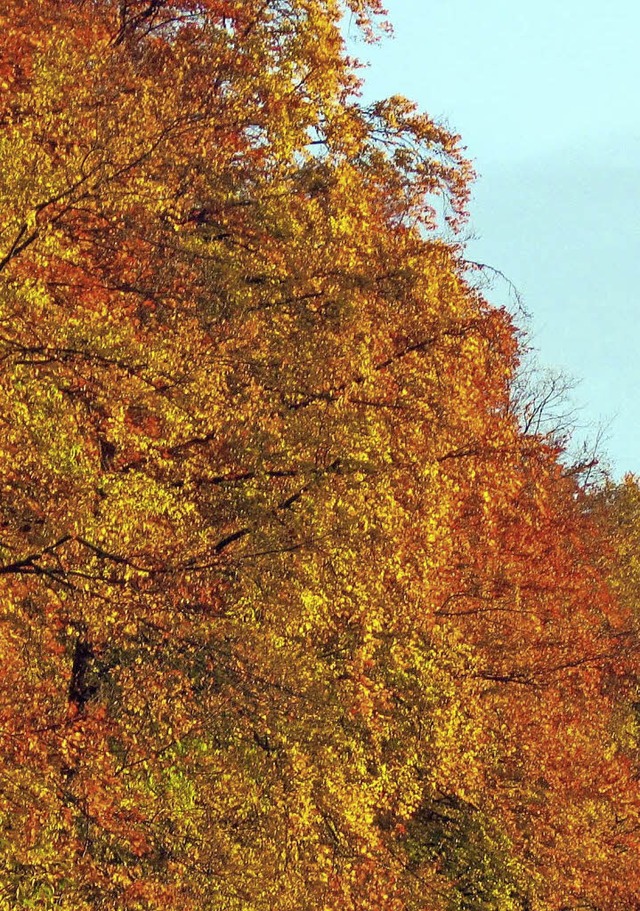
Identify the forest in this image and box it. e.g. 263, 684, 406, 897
1, 1, 640, 909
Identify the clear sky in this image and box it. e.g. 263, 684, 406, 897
349, 0, 640, 477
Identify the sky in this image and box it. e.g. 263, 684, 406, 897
348, 0, 640, 477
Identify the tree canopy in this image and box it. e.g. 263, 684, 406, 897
1, 2, 640, 909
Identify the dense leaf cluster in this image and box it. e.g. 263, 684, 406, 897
1, 2, 639, 909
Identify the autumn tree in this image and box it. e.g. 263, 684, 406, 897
1, 2, 640, 910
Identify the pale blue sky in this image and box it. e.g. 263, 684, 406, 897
350, 0, 640, 477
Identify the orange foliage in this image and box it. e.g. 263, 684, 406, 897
0, 2, 639, 909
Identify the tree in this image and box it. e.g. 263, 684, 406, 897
1, 2, 640, 910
